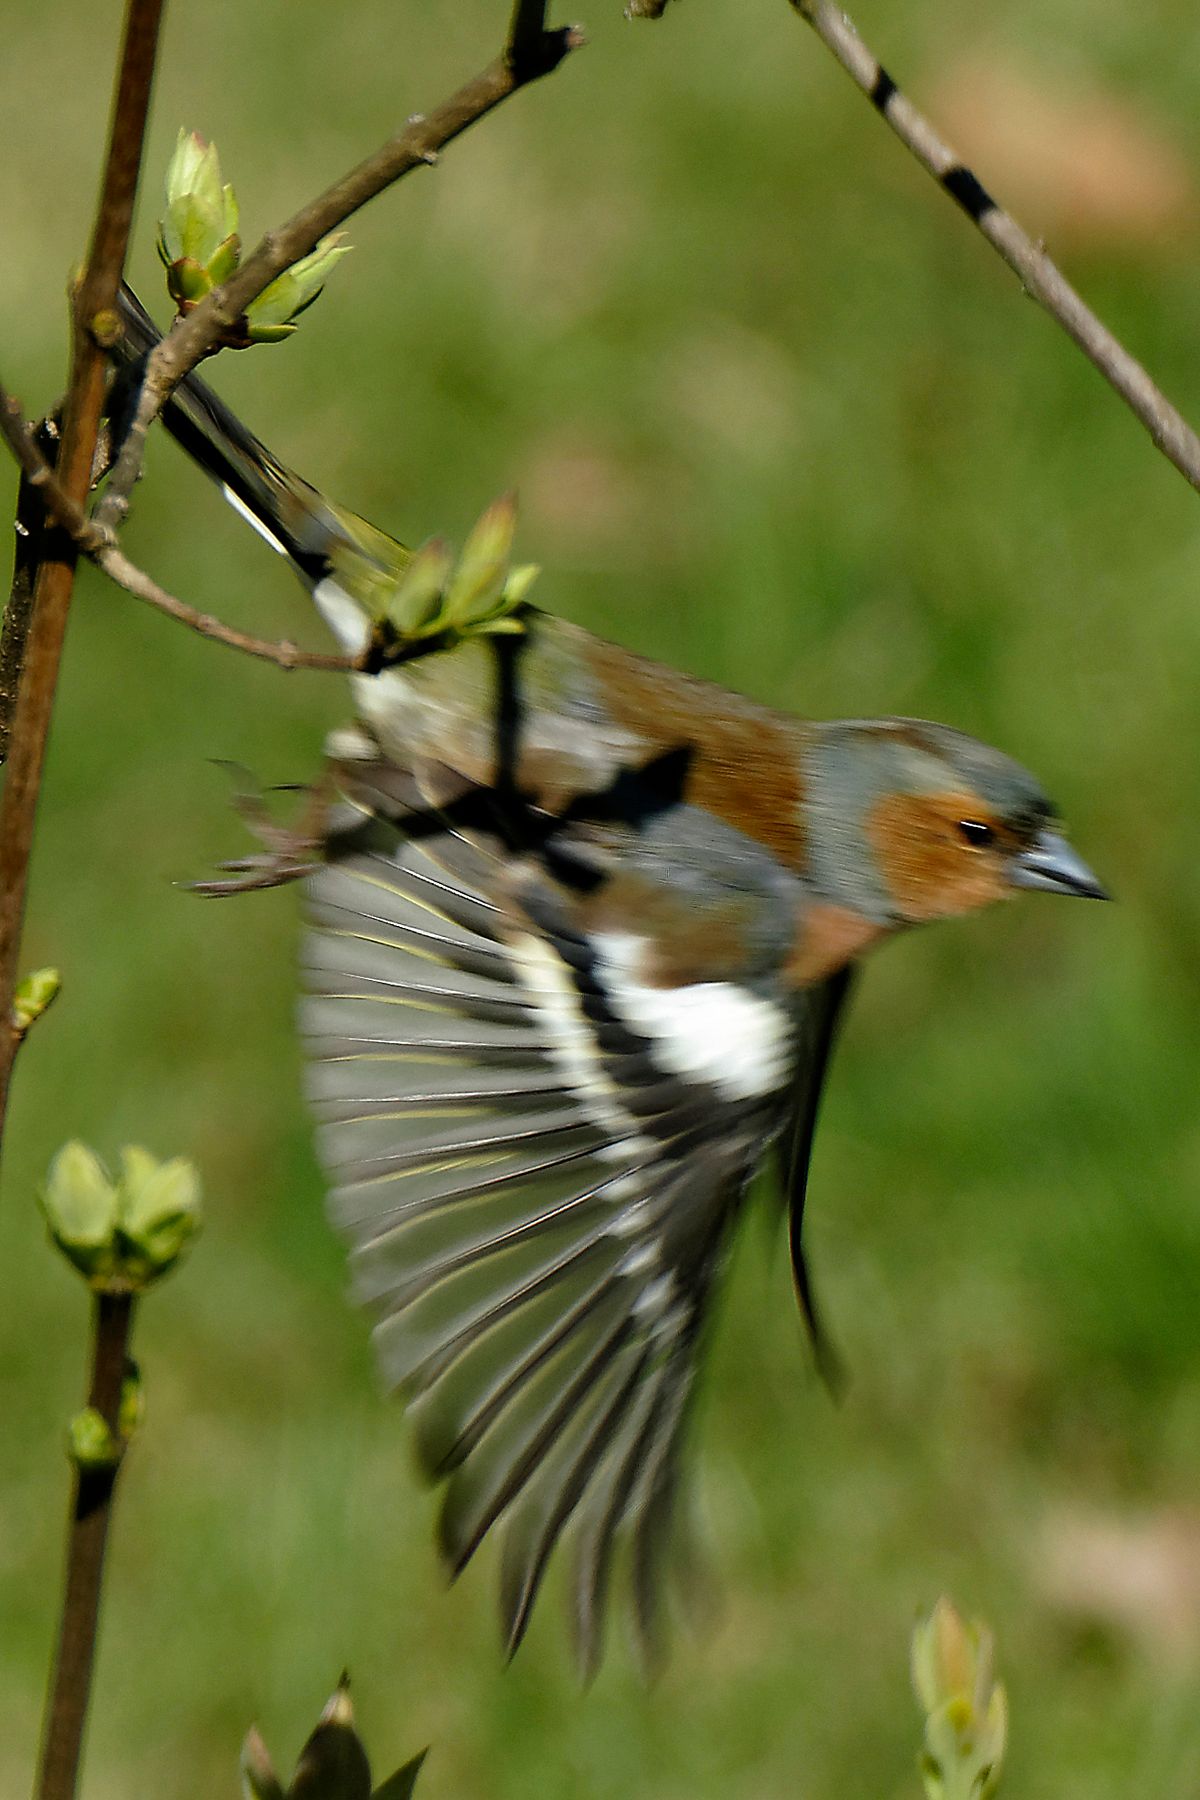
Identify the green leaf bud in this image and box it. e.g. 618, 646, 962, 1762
383, 538, 453, 635
68, 1407, 120, 1471
444, 493, 517, 627
117, 1359, 144, 1444
244, 235, 351, 343
13, 966, 61, 1035
157, 130, 241, 311
501, 562, 540, 609
116, 1148, 202, 1283
911, 1599, 1007, 1800
41, 1142, 119, 1280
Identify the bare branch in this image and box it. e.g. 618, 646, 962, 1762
97, 544, 361, 672
788, 0, 1200, 495
0, 0, 165, 1146
95, 13, 585, 535
0, 389, 357, 670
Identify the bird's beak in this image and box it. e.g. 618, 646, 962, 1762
1010, 829, 1110, 900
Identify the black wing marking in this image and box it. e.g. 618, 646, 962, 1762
301, 768, 785, 1665
776, 965, 855, 1396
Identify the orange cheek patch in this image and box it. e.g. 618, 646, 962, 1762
867, 792, 1009, 922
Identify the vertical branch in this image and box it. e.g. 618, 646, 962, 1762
0, 0, 165, 1151
35, 1291, 137, 1800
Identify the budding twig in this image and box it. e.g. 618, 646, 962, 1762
0, 389, 360, 672
35, 1291, 137, 1800
98, 546, 362, 672
787, 0, 1200, 496
95, 6, 584, 537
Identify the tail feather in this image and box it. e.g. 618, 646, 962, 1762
110, 285, 403, 598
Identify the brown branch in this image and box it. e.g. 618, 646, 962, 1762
0, 0, 164, 1154
95, 7, 584, 535
98, 545, 362, 671
35, 1291, 137, 1800
0, 391, 362, 671
788, 0, 1200, 495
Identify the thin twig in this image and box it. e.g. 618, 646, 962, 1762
0, 0, 165, 1154
99, 545, 361, 671
95, 6, 584, 535
0, 390, 359, 672
35, 1291, 137, 1800
788, 0, 1200, 495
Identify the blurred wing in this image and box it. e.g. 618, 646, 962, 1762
300, 760, 787, 1667
776, 965, 854, 1394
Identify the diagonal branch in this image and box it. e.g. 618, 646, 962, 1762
0, 0, 165, 1153
98, 545, 361, 671
94, 9, 584, 537
3, 378, 534, 680
788, 0, 1200, 495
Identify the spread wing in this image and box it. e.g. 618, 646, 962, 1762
300, 755, 796, 1668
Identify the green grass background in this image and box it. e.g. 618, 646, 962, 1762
3, 0, 1200, 1793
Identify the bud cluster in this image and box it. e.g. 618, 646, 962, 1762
40, 1141, 202, 1291
911, 1599, 1008, 1800
356, 493, 539, 662
242, 1677, 426, 1800
158, 130, 348, 342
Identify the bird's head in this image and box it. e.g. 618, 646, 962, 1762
804, 718, 1107, 926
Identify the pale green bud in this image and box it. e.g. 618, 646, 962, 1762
118, 1362, 145, 1443
912, 1600, 1007, 1800
383, 538, 454, 636
116, 1146, 202, 1284
444, 493, 517, 627
68, 1406, 120, 1471
501, 562, 541, 609
245, 235, 351, 343
13, 966, 61, 1035
157, 131, 240, 311
40, 1142, 201, 1291
41, 1142, 119, 1281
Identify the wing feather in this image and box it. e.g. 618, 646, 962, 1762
301, 760, 797, 1659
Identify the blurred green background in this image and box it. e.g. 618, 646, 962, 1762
4, 0, 1200, 1794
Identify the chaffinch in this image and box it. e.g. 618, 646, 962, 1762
114, 289, 1107, 1667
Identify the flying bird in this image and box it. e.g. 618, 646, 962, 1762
112, 290, 1107, 1667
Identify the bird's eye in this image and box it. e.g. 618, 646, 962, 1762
957, 819, 995, 849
